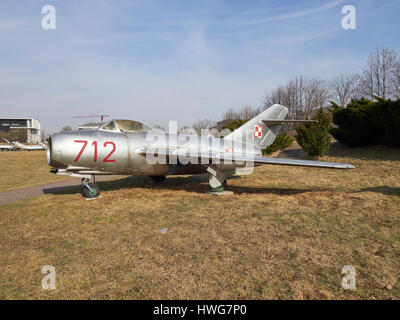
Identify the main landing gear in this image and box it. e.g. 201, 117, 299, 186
207, 166, 228, 193
212, 180, 228, 192
81, 177, 100, 199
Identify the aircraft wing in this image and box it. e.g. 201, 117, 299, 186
135, 148, 355, 169
226, 155, 354, 169
0, 145, 15, 150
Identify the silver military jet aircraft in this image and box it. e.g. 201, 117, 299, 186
13, 141, 47, 151
3, 138, 46, 151
47, 104, 354, 198
0, 139, 17, 151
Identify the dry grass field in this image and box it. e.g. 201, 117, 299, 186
0, 144, 399, 299
0, 150, 70, 192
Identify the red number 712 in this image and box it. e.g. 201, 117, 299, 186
74, 140, 116, 162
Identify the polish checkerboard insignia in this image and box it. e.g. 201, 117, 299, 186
254, 125, 263, 138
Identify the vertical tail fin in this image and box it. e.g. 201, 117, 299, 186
223, 104, 288, 150
3, 138, 13, 145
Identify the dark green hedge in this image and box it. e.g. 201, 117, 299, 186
330, 98, 400, 148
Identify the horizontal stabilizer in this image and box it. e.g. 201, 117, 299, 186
262, 119, 317, 125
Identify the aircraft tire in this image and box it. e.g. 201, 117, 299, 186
82, 184, 100, 198
150, 175, 166, 183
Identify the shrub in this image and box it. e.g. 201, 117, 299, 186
295, 109, 333, 157
330, 98, 380, 147
330, 98, 400, 148
263, 133, 293, 155
378, 99, 400, 147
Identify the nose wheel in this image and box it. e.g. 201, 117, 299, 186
81, 177, 100, 199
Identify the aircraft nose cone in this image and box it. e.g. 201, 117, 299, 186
47, 133, 64, 166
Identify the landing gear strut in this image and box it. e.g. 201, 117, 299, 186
212, 180, 227, 192
81, 177, 100, 199
207, 166, 227, 192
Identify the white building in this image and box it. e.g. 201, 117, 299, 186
0, 118, 41, 143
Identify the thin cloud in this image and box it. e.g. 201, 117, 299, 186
238, 0, 346, 26
273, 28, 336, 46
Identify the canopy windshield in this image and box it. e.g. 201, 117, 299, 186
101, 120, 151, 132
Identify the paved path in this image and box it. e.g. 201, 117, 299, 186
0, 176, 121, 205
276, 141, 307, 158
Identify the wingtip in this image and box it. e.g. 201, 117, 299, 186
335, 163, 355, 169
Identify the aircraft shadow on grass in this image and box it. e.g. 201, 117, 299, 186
42, 175, 325, 196
358, 186, 400, 196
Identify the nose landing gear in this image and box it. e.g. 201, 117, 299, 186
81, 177, 100, 199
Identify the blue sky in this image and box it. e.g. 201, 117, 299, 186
0, 0, 399, 132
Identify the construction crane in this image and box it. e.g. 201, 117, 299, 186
72, 114, 110, 122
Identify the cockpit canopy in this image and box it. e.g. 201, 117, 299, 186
100, 120, 151, 132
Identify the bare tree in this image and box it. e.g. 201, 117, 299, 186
303, 79, 331, 118
359, 47, 398, 100
222, 105, 260, 121
222, 108, 237, 121
263, 85, 286, 109
152, 124, 165, 131
285, 75, 305, 119
260, 47, 400, 121
191, 119, 216, 135
264, 75, 306, 119
178, 125, 196, 135
328, 73, 360, 106
390, 60, 400, 99
238, 105, 260, 120
263, 75, 329, 120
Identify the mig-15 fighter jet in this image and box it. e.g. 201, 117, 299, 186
3, 138, 46, 151
0, 139, 17, 151
47, 104, 354, 198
